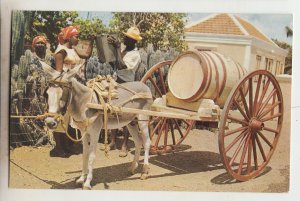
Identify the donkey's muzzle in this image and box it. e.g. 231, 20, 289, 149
45, 117, 58, 129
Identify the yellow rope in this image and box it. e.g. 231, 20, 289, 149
87, 76, 110, 157
36, 112, 86, 142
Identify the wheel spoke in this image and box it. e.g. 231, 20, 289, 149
252, 135, 258, 170
225, 126, 248, 137
225, 129, 248, 153
158, 68, 167, 94
256, 77, 271, 116
253, 74, 263, 114
257, 131, 274, 149
239, 87, 251, 118
173, 119, 184, 138
149, 76, 163, 97
261, 113, 282, 122
237, 134, 251, 175
229, 132, 248, 166
227, 115, 248, 125
233, 99, 250, 121
263, 126, 279, 134
169, 121, 176, 145
163, 120, 169, 147
149, 116, 160, 126
249, 78, 253, 117
150, 119, 163, 139
154, 119, 167, 147
256, 88, 277, 117
258, 101, 281, 119
255, 134, 267, 162
247, 134, 253, 174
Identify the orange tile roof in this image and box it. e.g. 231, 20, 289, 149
235, 16, 274, 44
185, 13, 274, 45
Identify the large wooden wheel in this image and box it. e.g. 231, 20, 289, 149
219, 70, 284, 181
141, 61, 194, 155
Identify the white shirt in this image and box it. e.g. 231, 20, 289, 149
55, 44, 84, 71
117, 48, 141, 82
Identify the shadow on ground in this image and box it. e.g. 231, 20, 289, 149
46, 149, 225, 189
210, 166, 272, 185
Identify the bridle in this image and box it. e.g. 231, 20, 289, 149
39, 78, 72, 123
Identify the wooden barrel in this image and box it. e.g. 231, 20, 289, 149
167, 50, 247, 107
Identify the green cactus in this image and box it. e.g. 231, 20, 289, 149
24, 49, 32, 64
18, 55, 28, 78
11, 11, 25, 64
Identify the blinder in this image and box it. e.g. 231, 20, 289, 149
45, 80, 72, 115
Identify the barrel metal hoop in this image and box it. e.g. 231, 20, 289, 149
184, 51, 209, 102
211, 52, 227, 96
202, 51, 220, 101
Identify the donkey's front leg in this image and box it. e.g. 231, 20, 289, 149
82, 125, 101, 190
76, 132, 89, 185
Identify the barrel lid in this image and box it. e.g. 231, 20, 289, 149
168, 51, 205, 100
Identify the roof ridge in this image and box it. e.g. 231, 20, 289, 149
185, 13, 218, 29
235, 15, 278, 46
228, 14, 249, 36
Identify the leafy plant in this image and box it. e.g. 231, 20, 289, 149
25, 11, 79, 52
109, 12, 187, 51
272, 38, 292, 74
74, 17, 107, 40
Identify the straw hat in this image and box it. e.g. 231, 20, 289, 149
123, 27, 142, 41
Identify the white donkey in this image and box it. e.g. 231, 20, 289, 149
41, 62, 152, 189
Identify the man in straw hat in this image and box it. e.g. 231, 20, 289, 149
107, 26, 142, 157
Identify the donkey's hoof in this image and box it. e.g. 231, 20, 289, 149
128, 162, 138, 175
119, 150, 128, 157
82, 185, 92, 190
76, 178, 84, 185
140, 165, 150, 180
140, 173, 149, 180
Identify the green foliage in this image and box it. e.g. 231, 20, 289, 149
25, 11, 79, 52
109, 12, 187, 51
272, 38, 292, 74
74, 17, 107, 40
25, 11, 106, 52
285, 26, 293, 38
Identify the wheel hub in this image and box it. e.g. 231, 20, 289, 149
249, 118, 264, 131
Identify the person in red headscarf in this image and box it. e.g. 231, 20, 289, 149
54, 25, 84, 73
32, 35, 48, 60
49, 26, 84, 157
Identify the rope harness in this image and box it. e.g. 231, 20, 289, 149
40, 75, 152, 157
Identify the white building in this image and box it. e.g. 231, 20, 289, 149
185, 13, 288, 75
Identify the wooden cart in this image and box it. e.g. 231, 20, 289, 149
87, 50, 284, 182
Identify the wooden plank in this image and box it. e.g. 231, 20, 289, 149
86, 103, 219, 122
166, 92, 203, 112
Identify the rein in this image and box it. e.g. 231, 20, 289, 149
37, 112, 85, 142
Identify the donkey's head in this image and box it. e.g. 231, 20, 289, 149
44, 80, 72, 129
39, 61, 84, 130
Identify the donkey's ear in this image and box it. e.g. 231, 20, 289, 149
39, 61, 61, 80
62, 60, 86, 81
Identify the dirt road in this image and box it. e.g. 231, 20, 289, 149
9, 127, 290, 192
9, 80, 291, 192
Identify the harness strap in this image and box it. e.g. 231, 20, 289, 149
116, 92, 152, 107
88, 77, 110, 157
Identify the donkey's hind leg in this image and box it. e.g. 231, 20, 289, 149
126, 123, 142, 175
138, 114, 151, 179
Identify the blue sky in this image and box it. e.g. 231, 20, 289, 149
79, 12, 293, 45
